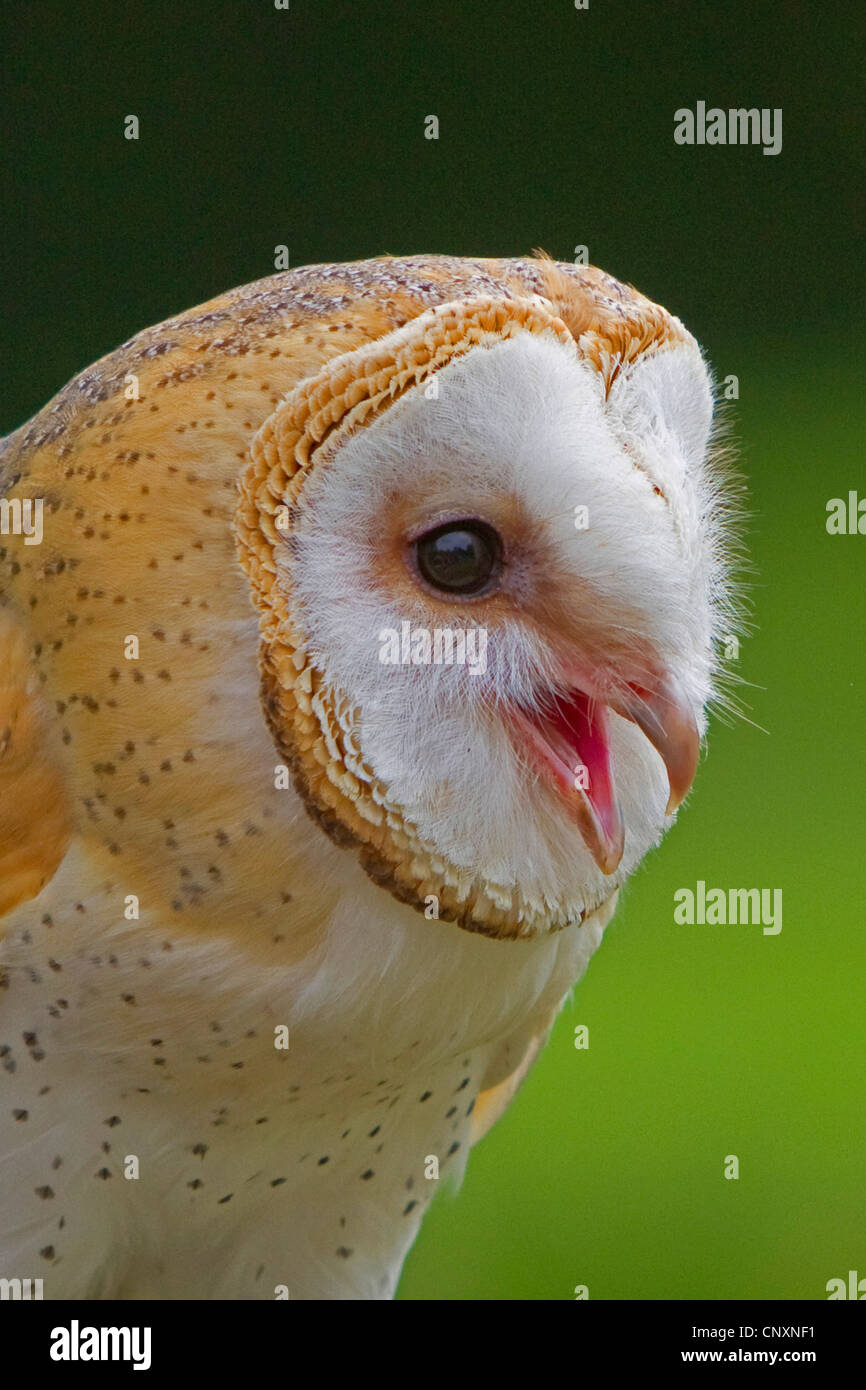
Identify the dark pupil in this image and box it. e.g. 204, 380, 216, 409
416, 523, 498, 594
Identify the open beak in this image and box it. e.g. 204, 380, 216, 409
607, 676, 701, 816
510, 672, 699, 876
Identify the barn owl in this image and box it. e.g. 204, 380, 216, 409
0, 254, 735, 1300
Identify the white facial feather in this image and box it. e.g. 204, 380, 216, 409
287, 330, 725, 921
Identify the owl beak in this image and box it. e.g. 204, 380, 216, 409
509, 692, 626, 876
510, 672, 699, 875
609, 675, 700, 815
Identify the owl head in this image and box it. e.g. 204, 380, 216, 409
235, 264, 735, 940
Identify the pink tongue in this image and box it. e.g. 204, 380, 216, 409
548, 691, 619, 841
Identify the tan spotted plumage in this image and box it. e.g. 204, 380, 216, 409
0, 254, 724, 1298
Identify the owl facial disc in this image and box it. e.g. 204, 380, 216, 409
235, 281, 709, 940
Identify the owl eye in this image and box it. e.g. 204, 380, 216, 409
413, 520, 502, 596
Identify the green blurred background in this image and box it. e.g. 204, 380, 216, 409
2, 1, 862, 1300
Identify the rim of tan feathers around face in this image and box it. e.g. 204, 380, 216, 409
233, 291, 685, 939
